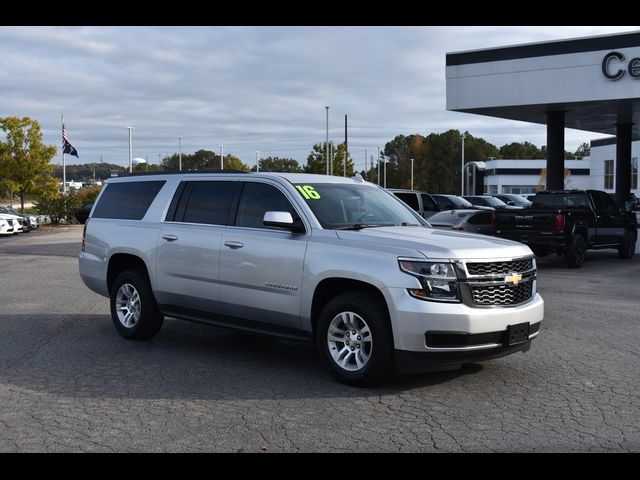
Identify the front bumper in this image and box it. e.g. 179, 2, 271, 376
395, 341, 532, 374
384, 287, 544, 353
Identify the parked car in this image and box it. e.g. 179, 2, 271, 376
387, 189, 440, 219
494, 189, 637, 267
431, 194, 493, 211
80, 172, 543, 386
0, 206, 38, 230
464, 195, 524, 210
427, 209, 496, 235
75, 202, 94, 224
0, 217, 15, 235
492, 194, 532, 208
0, 206, 31, 232
0, 212, 23, 234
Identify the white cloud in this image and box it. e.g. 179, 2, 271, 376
0, 25, 637, 168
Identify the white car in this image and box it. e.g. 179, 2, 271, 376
0, 214, 21, 235
0, 217, 14, 235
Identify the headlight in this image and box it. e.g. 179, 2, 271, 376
398, 259, 460, 302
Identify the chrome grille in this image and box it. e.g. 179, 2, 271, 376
471, 282, 533, 306
466, 259, 533, 276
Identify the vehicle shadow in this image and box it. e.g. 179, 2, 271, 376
534, 249, 640, 270
0, 314, 486, 401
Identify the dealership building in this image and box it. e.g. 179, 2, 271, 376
447, 31, 640, 206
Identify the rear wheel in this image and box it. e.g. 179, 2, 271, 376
565, 234, 587, 268
316, 291, 395, 387
618, 229, 637, 259
110, 270, 164, 340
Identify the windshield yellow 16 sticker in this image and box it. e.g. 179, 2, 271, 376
295, 185, 321, 200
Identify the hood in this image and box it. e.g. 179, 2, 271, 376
336, 226, 532, 260
0, 213, 20, 221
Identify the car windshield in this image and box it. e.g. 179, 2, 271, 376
446, 196, 473, 208
293, 183, 427, 229
427, 211, 469, 226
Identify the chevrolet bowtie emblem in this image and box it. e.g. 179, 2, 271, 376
505, 272, 522, 285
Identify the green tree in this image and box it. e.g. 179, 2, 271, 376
498, 141, 543, 159
573, 142, 591, 158
304, 141, 354, 176
252, 156, 303, 173
0, 117, 58, 212
222, 155, 250, 172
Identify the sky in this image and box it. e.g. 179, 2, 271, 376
1, 26, 639, 172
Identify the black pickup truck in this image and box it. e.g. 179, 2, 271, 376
494, 189, 637, 267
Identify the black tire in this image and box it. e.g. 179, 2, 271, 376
618, 229, 637, 259
565, 234, 587, 268
316, 291, 395, 387
109, 269, 164, 340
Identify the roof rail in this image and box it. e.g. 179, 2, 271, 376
118, 169, 250, 177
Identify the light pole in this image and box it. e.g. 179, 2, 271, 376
127, 127, 135, 173
255, 151, 260, 172
377, 147, 380, 185
219, 144, 225, 170
460, 132, 466, 196
411, 158, 414, 190
384, 155, 387, 188
178, 137, 182, 171
325, 106, 329, 175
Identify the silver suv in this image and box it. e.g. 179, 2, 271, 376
79, 172, 544, 386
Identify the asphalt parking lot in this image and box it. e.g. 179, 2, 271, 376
0, 226, 639, 452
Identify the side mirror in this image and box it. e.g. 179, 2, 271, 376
263, 211, 305, 232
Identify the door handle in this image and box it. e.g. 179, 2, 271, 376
224, 241, 244, 249
162, 234, 178, 242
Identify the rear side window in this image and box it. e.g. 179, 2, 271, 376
394, 192, 420, 211
421, 194, 437, 211
93, 181, 165, 220
533, 193, 589, 209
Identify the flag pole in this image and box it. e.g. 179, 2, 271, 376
62, 113, 66, 194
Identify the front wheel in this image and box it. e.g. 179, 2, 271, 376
110, 270, 164, 340
316, 291, 395, 387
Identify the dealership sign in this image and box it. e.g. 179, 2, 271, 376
602, 51, 640, 80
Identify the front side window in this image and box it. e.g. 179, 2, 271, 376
294, 183, 425, 229
235, 182, 297, 229
421, 194, 437, 211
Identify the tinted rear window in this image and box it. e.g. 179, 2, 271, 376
394, 192, 420, 211
93, 181, 165, 220
532, 193, 590, 209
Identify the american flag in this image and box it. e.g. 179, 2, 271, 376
62, 124, 79, 157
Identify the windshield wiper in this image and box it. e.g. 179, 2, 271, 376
398, 222, 420, 226
335, 224, 389, 230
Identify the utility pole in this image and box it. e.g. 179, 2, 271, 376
255, 151, 260, 172
344, 114, 348, 177
178, 137, 182, 171
325, 106, 329, 175
411, 158, 414, 190
61, 114, 66, 194
461, 132, 466, 196
127, 127, 134, 173
219, 144, 225, 170
377, 147, 380, 185
384, 155, 387, 188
